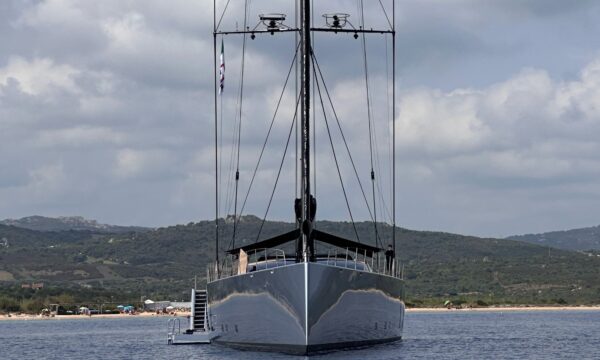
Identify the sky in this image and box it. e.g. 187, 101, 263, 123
1, 0, 600, 238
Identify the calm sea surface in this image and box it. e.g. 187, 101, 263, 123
1, 311, 599, 359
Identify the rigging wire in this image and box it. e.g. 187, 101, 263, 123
312, 55, 360, 243
223, 41, 301, 253
370, 4, 395, 226
378, 0, 393, 29
216, 0, 395, 251
238, 41, 301, 218
369, 105, 394, 225
218, 67, 224, 230
377, 177, 393, 222
223, 37, 248, 218
216, 0, 232, 31
223, 102, 238, 217
311, 55, 377, 226
255, 95, 301, 241
372, 105, 392, 224
358, 0, 380, 248
223, 3, 254, 219
358, 0, 381, 244
231, 0, 250, 249
385, 33, 394, 222
369, 41, 394, 225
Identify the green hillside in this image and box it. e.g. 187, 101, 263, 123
0, 215, 150, 233
508, 225, 600, 251
1, 217, 600, 312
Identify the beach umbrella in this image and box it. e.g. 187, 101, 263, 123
444, 300, 451, 306
117, 305, 125, 309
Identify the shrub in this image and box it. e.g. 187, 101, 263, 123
21, 298, 45, 313
0, 296, 21, 312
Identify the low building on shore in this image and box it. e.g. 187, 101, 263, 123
143, 300, 190, 312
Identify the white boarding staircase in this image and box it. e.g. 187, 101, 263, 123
191, 289, 208, 332
167, 288, 213, 345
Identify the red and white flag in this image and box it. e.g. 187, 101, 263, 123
219, 39, 225, 94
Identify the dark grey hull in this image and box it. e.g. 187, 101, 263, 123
207, 262, 405, 355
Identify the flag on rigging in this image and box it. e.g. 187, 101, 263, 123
219, 39, 225, 94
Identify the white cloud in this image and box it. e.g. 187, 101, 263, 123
0, 57, 80, 95
15, 0, 86, 27
36, 126, 126, 148
114, 148, 176, 179
115, 148, 149, 178
382, 57, 600, 236
397, 88, 490, 155
396, 59, 600, 171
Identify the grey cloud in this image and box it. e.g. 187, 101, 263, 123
1, 0, 600, 238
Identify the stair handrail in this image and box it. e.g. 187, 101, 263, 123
168, 317, 181, 336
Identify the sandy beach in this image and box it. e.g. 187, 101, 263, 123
2, 306, 600, 321
0, 311, 192, 321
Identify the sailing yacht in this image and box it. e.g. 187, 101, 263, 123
205, 0, 405, 354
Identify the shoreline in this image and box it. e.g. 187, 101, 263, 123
3, 306, 600, 321
407, 305, 600, 313
0, 311, 192, 321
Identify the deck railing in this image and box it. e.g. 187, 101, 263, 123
207, 248, 287, 282
324, 247, 402, 279
208, 247, 403, 282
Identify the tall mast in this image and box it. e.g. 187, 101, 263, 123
213, 0, 219, 272
212, 1, 394, 263
299, 0, 312, 262
392, 0, 397, 264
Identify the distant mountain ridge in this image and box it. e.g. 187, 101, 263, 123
0, 215, 150, 233
1, 215, 600, 305
4, 215, 599, 251
507, 225, 600, 251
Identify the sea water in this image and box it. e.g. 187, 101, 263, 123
1, 311, 599, 359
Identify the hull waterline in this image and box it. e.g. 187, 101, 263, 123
207, 262, 405, 355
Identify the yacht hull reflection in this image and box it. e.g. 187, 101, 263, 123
207, 262, 405, 355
